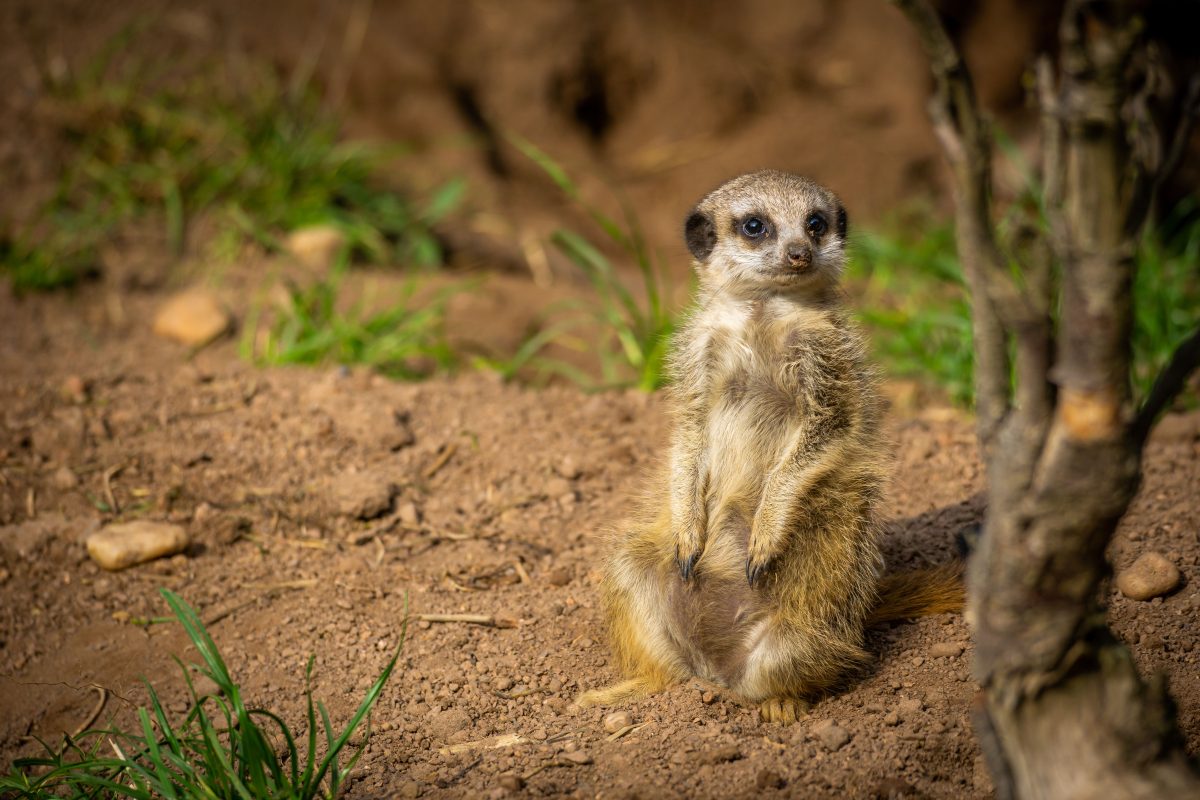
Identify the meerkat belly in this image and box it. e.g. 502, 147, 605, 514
667, 366, 799, 688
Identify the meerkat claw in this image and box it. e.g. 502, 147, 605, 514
676, 549, 700, 581
759, 697, 808, 724
746, 558, 769, 587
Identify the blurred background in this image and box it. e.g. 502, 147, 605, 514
2, 0, 1197, 405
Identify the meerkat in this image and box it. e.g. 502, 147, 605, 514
576, 171, 962, 722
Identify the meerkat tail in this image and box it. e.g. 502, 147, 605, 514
576, 678, 659, 708
867, 562, 965, 625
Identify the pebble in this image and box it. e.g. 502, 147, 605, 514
930, 642, 965, 658
427, 708, 471, 740
331, 471, 395, 519
555, 457, 582, 480
545, 566, 572, 587
603, 710, 632, 733
701, 690, 718, 705
398, 501, 421, 527
285, 224, 348, 270
498, 774, 525, 792
50, 466, 79, 490
755, 769, 785, 790
544, 477, 573, 498
897, 698, 924, 718
882, 711, 900, 726
703, 745, 742, 764
811, 719, 851, 751
1116, 552, 1182, 600
87, 521, 189, 570
493, 676, 513, 691
561, 750, 593, 765
910, 656, 925, 667
152, 289, 230, 346
60, 375, 88, 403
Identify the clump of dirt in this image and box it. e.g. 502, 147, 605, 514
1, 281, 1197, 799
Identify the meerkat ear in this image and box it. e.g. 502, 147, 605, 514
684, 209, 717, 262
836, 205, 848, 239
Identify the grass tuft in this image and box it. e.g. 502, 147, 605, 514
241, 262, 459, 380
1, 22, 458, 291
848, 201, 1200, 408
508, 136, 678, 391
0, 589, 404, 799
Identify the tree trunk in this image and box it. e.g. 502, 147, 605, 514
894, 0, 1200, 797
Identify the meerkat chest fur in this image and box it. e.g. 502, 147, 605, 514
679, 293, 838, 504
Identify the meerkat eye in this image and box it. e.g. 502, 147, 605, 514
806, 213, 828, 237
741, 217, 766, 238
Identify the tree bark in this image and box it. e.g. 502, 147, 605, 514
894, 0, 1200, 797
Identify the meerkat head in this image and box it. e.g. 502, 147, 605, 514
683, 170, 848, 294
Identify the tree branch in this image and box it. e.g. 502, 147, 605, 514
1132, 326, 1200, 447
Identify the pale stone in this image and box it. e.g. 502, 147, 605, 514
285, 225, 347, 270
602, 710, 632, 733
811, 719, 851, 751
152, 289, 229, 346
87, 521, 188, 570
1117, 552, 1182, 600
930, 641, 965, 658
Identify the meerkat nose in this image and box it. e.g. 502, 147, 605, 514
785, 242, 812, 269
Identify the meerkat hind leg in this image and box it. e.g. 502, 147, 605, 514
759, 697, 810, 724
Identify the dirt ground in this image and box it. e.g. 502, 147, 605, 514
1, 278, 1199, 799
2, 1, 1199, 798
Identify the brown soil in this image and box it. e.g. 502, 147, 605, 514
2, 280, 1199, 800
2, 2, 1199, 798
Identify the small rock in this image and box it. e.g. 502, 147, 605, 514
331, 471, 395, 520
398, 780, 422, 799
811, 719, 851, 752
285, 224, 348, 270
493, 676, 513, 691
930, 642, 965, 658
910, 656, 925, 667
603, 711, 633, 733
498, 774, 525, 792
882, 711, 900, 726
561, 750, 593, 765
701, 690, 718, 705
755, 769, 785, 790
397, 501, 421, 527
703, 744, 742, 764
152, 289, 230, 346
555, 457, 582, 480
87, 521, 189, 570
897, 698, 924, 718
544, 477, 572, 498
872, 777, 919, 798
60, 375, 88, 403
427, 708, 471, 741
1117, 552, 1182, 600
545, 566, 572, 587
50, 466, 79, 490
192, 502, 218, 524
383, 411, 416, 451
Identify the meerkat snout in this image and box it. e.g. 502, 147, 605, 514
785, 241, 812, 270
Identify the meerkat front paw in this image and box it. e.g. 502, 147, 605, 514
673, 516, 709, 581
675, 536, 704, 581
759, 697, 809, 724
746, 523, 785, 586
